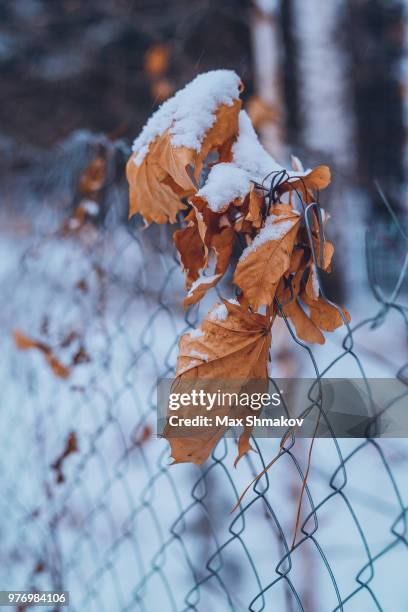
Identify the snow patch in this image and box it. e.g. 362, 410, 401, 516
239, 215, 298, 262
187, 273, 221, 296
197, 163, 251, 212
81, 199, 100, 216
209, 303, 228, 321
132, 70, 242, 165
311, 264, 320, 298
208, 298, 240, 322
188, 328, 204, 339
232, 111, 283, 182
228, 298, 240, 306
190, 350, 208, 362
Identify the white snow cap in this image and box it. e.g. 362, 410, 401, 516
239, 213, 299, 262
233, 110, 283, 180
197, 163, 251, 212
132, 70, 242, 165
196, 110, 283, 212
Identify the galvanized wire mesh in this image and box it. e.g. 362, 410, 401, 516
0, 169, 407, 612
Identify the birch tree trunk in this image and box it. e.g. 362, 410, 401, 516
292, 0, 354, 170
292, 0, 359, 299
250, 0, 284, 160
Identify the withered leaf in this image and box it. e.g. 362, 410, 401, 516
164, 301, 271, 465
173, 222, 206, 288
79, 156, 106, 194
281, 298, 325, 345
177, 300, 271, 379
234, 208, 301, 309
127, 99, 242, 225
183, 227, 235, 307
51, 432, 78, 484
183, 273, 222, 308
280, 165, 331, 203
301, 291, 351, 332
13, 330, 70, 379
127, 135, 195, 225
245, 186, 264, 228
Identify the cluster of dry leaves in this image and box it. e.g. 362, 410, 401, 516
127, 73, 350, 467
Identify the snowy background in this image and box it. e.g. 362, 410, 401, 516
1, 1, 408, 611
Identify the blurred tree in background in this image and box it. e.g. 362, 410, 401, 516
0, 0, 407, 295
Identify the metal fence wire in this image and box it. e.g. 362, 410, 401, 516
1, 158, 408, 612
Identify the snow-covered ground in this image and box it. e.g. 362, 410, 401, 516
0, 200, 407, 612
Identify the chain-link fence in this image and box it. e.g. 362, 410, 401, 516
1, 158, 407, 612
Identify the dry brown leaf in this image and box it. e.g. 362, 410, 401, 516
127, 99, 242, 225
133, 424, 153, 446
281, 299, 325, 345
79, 156, 106, 194
280, 165, 331, 203
180, 218, 235, 307
288, 246, 306, 274
318, 239, 334, 271
245, 186, 264, 228
13, 330, 70, 379
183, 273, 222, 308
234, 425, 255, 467
211, 227, 235, 275
301, 291, 350, 332
177, 300, 271, 379
163, 301, 271, 464
234, 209, 301, 309
51, 432, 78, 484
183, 227, 235, 307
173, 222, 207, 288
144, 44, 170, 79
305, 264, 319, 301
127, 135, 195, 224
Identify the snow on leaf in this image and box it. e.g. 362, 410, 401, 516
232, 110, 283, 181
183, 273, 222, 307
127, 70, 243, 224
234, 208, 301, 309
196, 163, 251, 213
176, 300, 271, 380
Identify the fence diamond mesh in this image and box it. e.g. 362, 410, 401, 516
1, 162, 407, 612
